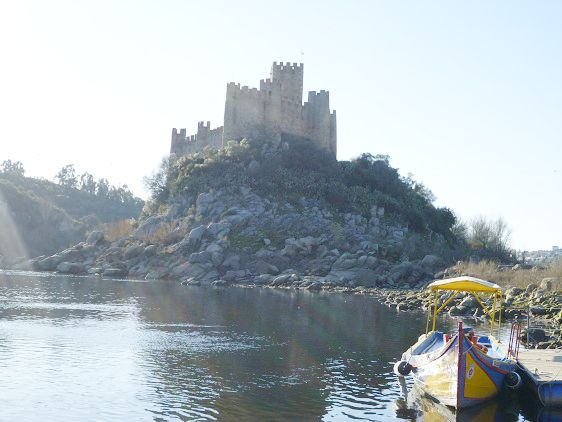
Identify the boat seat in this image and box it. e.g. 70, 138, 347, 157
477, 336, 492, 348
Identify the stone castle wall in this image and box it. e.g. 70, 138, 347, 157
171, 62, 337, 157
171, 122, 223, 156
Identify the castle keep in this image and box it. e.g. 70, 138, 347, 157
170, 62, 337, 157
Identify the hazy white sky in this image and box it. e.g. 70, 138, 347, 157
1, 1, 560, 250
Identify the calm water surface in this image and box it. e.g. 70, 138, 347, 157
0, 270, 550, 421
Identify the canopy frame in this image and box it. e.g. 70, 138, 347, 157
424, 277, 503, 339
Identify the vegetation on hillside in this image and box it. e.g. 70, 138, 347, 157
0, 177, 82, 260
1, 161, 143, 223
147, 137, 458, 238
0, 161, 144, 261
144, 138, 522, 264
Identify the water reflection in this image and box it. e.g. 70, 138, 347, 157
394, 377, 524, 421
0, 271, 541, 420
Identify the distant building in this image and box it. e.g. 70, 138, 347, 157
518, 246, 562, 265
170, 62, 337, 157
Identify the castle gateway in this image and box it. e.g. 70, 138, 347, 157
170, 62, 337, 157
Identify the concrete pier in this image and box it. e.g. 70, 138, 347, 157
517, 349, 562, 407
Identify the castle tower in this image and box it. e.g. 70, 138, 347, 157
172, 62, 336, 158
270, 62, 303, 103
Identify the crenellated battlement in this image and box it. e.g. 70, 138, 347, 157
171, 62, 336, 157
271, 61, 303, 71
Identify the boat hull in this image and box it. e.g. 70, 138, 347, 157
405, 331, 516, 409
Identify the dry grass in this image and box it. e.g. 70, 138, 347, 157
453, 259, 562, 288
140, 221, 188, 245
99, 218, 188, 245
101, 219, 136, 242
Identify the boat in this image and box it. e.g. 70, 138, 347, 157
393, 276, 521, 409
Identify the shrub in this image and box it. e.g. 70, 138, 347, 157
143, 221, 187, 245
101, 219, 136, 242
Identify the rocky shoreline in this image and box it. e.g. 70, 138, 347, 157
11, 186, 453, 289
7, 246, 561, 349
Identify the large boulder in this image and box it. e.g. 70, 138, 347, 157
170, 262, 214, 280
351, 268, 380, 287
222, 209, 252, 226
459, 295, 479, 310
223, 270, 248, 282
325, 268, 382, 287
86, 231, 105, 246
124, 245, 144, 260
531, 306, 549, 316
539, 277, 561, 292
56, 262, 86, 274
309, 258, 332, 276
102, 247, 124, 262
195, 192, 217, 217
222, 254, 241, 270
185, 225, 207, 248
388, 261, 415, 285
524, 328, 548, 343
103, 267, 128, 278
421, 255, 442, 274
145, 268, 169, 280
133, 215, 168, 240
293, 236, 322, 254
270, 274, 292, 286
331, 254, 358, 271
58, 248, 83, 263
189, 251, 212, 264
252, 260, 279, 275
36, 254, 65, 271
253, 274, 274, 285
526, 284, 538, 294
207, 222, 230, 238
505, 287, 524, 302
143, 245, 158, 257
280, 244, 299, 258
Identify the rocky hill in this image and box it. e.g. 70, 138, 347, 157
24, 138, 470, 288
0, 173, 143, 265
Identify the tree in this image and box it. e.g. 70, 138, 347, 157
143, 157, 173, 202
468, 216, 513, 260
79, 172, 96, 194
96, 178, 109, 198
1, 160, 25, 177
55, 164, 78, 188
451, 220, 468, 241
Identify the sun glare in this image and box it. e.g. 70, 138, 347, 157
0, 188, 29, 267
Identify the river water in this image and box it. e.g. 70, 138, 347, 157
0, 270, 551, 421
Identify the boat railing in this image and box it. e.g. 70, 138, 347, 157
508, 321, 522, 359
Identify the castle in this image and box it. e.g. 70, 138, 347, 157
170, 62, 337, 157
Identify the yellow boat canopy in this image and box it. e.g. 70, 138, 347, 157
428, 276, 502, 293
426, 277, 504, 336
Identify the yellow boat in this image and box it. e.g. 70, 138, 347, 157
394, 276, 521, 409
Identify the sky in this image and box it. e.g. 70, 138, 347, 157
0, 1, 560, 251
